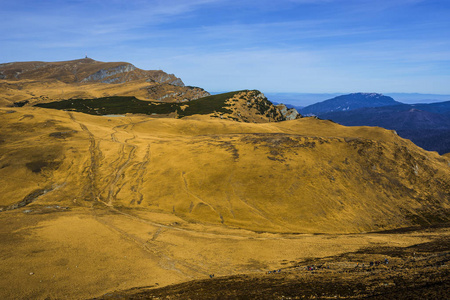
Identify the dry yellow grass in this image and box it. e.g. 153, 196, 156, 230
208, 90, 286, 122
0, 79, 208, 107
1, 202, 447, 299
1, 106, 449, 299
1, 107, 449, 232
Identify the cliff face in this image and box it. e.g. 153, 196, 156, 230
80, 63, 138, 83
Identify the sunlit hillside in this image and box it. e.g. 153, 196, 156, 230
1, 107, 448, 233
0, 59, 209, 106
1, 102, 449, 299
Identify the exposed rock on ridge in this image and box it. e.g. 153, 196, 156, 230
80, 63, 137, 83
210, 90, 302, 123
276, 104, 300, 120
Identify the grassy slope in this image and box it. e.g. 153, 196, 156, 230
1, 107, 449, 233
0, 78, 207, 107
1, 106, 449, 299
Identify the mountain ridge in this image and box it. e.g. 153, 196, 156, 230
0, 58, 210, 106
0, 58, 183, 85
300, 93, 402, 115
319, 102, 450, 154
34, 90, 302, 122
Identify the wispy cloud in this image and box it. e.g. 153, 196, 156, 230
1, 0, 449, 93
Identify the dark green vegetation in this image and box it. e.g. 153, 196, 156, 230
97, 231, 450, 300
34, 91, 246, 117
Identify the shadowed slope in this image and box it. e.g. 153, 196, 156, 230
318, 104, 450, 154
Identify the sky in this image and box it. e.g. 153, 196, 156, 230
1, 0, 450, 94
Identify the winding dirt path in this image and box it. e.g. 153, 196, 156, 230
68, 112, 103, 201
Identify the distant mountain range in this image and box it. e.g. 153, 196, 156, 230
300, 93, 402, 115
296, 93, 450, 154
265, 92, 450, 107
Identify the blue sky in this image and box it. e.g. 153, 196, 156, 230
1, 0, 450, 94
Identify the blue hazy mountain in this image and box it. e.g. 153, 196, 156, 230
319, 101, 450, 154
300, 93, 402, 116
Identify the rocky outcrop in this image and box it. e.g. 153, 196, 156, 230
210, 90, 301, 123
146, 84, 210, 102
81, 64, 137, 83
275, 104, 301, 120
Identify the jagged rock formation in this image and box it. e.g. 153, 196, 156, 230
209, 90, 301, 122
276, 104, 300, 120
0, 58, 210, 106
146, 84, 209, 103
